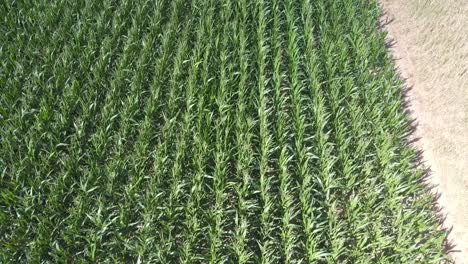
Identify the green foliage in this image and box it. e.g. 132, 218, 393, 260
0, 0, 448, 263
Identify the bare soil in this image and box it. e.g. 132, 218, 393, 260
380, 0, 468, 262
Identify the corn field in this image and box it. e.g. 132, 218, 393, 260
0, 0, 448, 263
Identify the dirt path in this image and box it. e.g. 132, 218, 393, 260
380, 0, 468, 262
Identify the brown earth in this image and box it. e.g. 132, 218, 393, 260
380, 0, 468, 263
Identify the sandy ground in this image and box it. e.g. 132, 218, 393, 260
380, 0, 468, 262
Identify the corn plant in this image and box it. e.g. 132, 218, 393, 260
0, 0, 449, 263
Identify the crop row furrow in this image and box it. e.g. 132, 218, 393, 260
231, 0, 257, 262
207, 1, 237, 262
179, 0, 216, 261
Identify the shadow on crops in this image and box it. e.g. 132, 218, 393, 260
378, 7, 458, 262
401, 87, 458, 260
